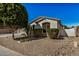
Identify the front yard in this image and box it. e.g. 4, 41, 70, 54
0, 37, 79, 56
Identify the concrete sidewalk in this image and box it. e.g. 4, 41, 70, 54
0, 32, 27, 38
0, 45, 22, 56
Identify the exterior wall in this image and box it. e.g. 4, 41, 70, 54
38, 19, 51, 27
50, 20, 57, 28
65, 28, 76, 37
57, 21, 63, 29
31, 19, 58, 29
30, 22, 36, 26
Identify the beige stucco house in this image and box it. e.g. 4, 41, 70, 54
30, 16, 63, 38
30, 16, 63, 30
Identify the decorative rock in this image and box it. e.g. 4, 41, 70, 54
17, 41, 21, 43
73, 41, 77, 48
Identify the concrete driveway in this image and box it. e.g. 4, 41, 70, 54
0, 45, 22, 56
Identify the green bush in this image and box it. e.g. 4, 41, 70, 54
32, 28, 59, 39
33, 29, 43, 37
48, 28, 59, 39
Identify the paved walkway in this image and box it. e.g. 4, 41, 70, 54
0, 45, 22, 56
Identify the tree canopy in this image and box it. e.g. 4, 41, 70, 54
0, 3, 28, 30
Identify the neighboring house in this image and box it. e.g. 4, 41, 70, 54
30, 16, 63, 38
65, 28, 76, 37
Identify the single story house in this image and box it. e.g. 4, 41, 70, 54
30, 16, 63, 38
30, 16, 63, 29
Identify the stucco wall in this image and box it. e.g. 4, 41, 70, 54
65, 28, 76, 37
31, 19, 58, 29
51, 20, 57, 28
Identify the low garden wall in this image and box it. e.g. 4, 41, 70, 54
0, 27, 16, 34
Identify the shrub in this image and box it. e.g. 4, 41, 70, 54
33, 29, 43, 37
48, 28, 59, 39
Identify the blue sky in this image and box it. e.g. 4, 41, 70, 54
23, 3, 79, 27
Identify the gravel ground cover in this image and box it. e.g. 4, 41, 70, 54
0, 37, 79, 56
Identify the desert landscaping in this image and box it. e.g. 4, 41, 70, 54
0, 36, 79, 56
